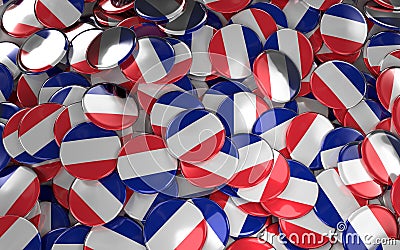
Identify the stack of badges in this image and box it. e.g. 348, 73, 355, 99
1, 0, 400, 249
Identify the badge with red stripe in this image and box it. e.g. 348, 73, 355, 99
381, 50, 400, 72
181, 137, 239, 188
230, 196, 270, 217
317, 43, 361, 64
208, 24, 262, 80
0, 166, 40, 217
228, 134, 274, 188
311, 60, 366, 109
361, 130, 400, 185
166, 109, 225, 163
90, 65, 136, 92
38, 201, 70, 236
264, 29, 314, 79
60, 122, 121, 180
376, 67, 400, 112
35, 0, 84, 29
144, 199, 207, 250
261, 160, 319, 219
117, 134, 177, 193
18, 103, 64, 160
30, 159, 62, 183
286, 112, 334, 170
0, 216, 41, 250
49, 85, 87, 106
52, 167, 76, 209
69, 172, 126, 226
82, 83, 138, 131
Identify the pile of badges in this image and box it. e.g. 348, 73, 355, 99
2, 0, 400, 249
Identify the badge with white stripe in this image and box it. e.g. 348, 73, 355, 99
343, 99, 389, 135
320, 4, 367, 55
2, 0, 44, 38
18, 103, 64, 160
68, 28, 102, 74
271, 0, 320, 33
121, 37, 175, 84
210, 191, 267, 238
18, 29, 69, 73
165, 109, 225, 163
134, 0, 185, 22
361, 130, 400, 185
252, 108, 297, 158
84, 216, 146, 249
0, 42, 20, 80
208, 24, 262, 80
254, 50, 301, 103
150, 91, 204, 137
117, 134, 177, 193
365, 31, 400, 76
90, 65, 136, 91
60, 122, 121, 180
228, 134, 274, 188
235, 149, 290, 203
52, 225, 91, 249
191, 198, 230, 250
217, 92, 270, 136
319, 127, 364, 170
376, 67, 400, 112
311, 60, 366, 109
0, 166, 40, 217
52, 167, 76, 209
343, 205, 398, 250
49, 85, 86, 106
229, 8, 278, 45
0, 216, 41, 250
202, 81, 250, 113
264, 29, 314, 79
35, 0, 84, 29
365, 1, 400, 30
286, 112, 334, 170
82, 83, 138, 131
261, 160, 319, 219
381, 50, 400, 72
69, 172, 126, 226
314, 169, 363, 228
227, 237, 275, 250
230, 196, 270, 217
280, 209, 334, 249
144, 199, 207, 249
250, 2, 288, 29
180, 137, 239, 188
38, 201, 70, 236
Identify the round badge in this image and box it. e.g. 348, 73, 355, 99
210, 191, 267, 238
311, 60, 366, 109
0, 42, 21, 80
134, 0, 185, 22
52, 167, 76, 209
253, 50, 301, 103
87, 27, 137, 70
365, 1, 400, 30
343, 205, 398, 250
320, 4, 367, 55
84, 216, 146, 249
191, 198, 230, 250
52, 225, 91, 249
1, 0, 43, 38
18, 103, 64, 160
361, 130, 400, 185
209, 24, 262, 80
38, 201, 70, 236
235, 149, 290, 203
82, 83, 138, 131
158, 0, 207, 36
121, 37, 175, 84
30, 159, 62, 183
264, 29, 314, 79
69, 28, 102, 74
316, 42, 361, 64
35, 0, 84, 29
227, 237, 274, 250
261, 159, 318, 219
216, 92, 270, 137
181, 137, 239, 188
391, 177, 400, 216
250, 2, 288, 29
117, 134, 177, 194
230, 196, 270, 217
228, 134, 274, 188
165, 109, 225, 163
319, 127, 364, 170
60, 122, 121, 180
48, 85, 86, 106
229, 8, 277, 45
90, 65, 136, 91
381, 50, 400, 72
279, 209, 334, 249
144, 199, 207, 250
41, 228, 67, 250
69, 172, 126, 226
286, 112, 334, 170
0, 166, 40, 217
376, 67, 400, 112
93, 5, 131, 27
18, 29, 68, 73
0, 216, 41, 249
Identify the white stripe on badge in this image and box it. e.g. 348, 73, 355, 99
277, 177, 318, 205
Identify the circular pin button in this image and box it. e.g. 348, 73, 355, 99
52, 167, 76, 209
52, 225, 91, 248
134, 0, 185, 22
48, 85, 86, 106
376, 67, 400, 112
35, 0, 84, 29
0, 216, 41, 249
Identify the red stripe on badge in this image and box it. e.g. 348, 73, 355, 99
175, 220, 207, 250
69, 189, 105, 225
65, 159, 117, 180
